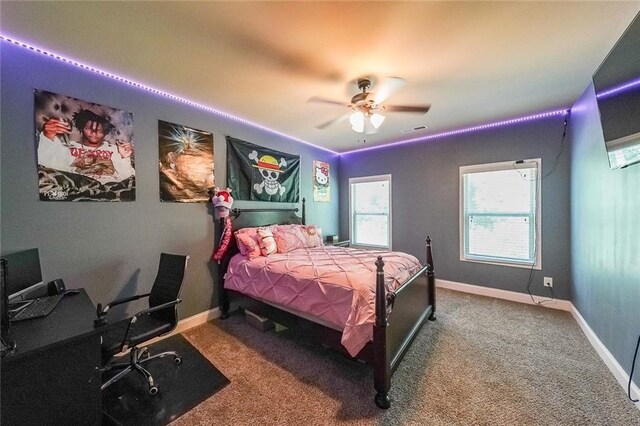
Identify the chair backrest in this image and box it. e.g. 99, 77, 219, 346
149, 253, 189, 324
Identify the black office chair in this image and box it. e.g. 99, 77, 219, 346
96, 253, 189, 395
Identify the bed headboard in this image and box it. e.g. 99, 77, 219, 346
216, 198, 306, 262
229, 197, 305, 232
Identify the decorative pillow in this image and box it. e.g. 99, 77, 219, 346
234, 227, 259, 256
257, 227, 277, 256
275, 225, 308, 253
235, 232, 261, 259
303, 225, 324, 248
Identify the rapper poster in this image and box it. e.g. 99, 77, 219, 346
35, 89, 135, 201
158, 120, 214, 202
226, 136, 300, 202
313, 160, 330, 202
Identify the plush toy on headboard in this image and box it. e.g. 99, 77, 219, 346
210, 187, 234, 262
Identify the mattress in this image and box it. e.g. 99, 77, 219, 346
224, 245, 422, 356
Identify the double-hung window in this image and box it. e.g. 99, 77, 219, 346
460, 159, 541, 269
349, 175, 392, 249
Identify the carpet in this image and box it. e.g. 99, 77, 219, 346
102, 334, 229, 425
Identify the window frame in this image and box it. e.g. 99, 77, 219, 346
459, 159, 542, 270
349, 174, 392, 250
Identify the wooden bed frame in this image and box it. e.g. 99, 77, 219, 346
216, 198, 436, 408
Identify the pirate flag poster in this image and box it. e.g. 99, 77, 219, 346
313, 160, 330, 202
226, 136, 300, 202
158, 120, 214, 202
35, 89, 136, 201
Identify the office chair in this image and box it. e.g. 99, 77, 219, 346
96, 253, 189, 395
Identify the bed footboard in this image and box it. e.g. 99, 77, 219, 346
373, 237, 436, 409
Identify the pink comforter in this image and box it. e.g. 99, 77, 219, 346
224, 246, 422, 356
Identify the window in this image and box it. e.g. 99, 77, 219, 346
349, 175, 392, 249
460, 159, 541, 269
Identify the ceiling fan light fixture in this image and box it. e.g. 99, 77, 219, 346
370, 113, 385, 129
350, 111, 365, 133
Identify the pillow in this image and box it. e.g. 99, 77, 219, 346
275, 225, 308, 253
302, 225, 324, 248
235, 232, 261, 259
234, 227, 259, 256
257, 227, 277, 256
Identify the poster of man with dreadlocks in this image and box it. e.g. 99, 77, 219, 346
35, 89, 135, 201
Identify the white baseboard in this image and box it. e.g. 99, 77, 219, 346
436, 279, 573, 311
436, 279, 639, 408
569, 305, 640, 407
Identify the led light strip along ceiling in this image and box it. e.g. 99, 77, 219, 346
3, 34, 575, 157
340, 109, 570, 155
0, 34, 339, 156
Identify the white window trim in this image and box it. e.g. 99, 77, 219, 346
459, 159, 542, 270
349, 174, 392, 250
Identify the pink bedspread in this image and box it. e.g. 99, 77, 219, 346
224, 246, 422, 356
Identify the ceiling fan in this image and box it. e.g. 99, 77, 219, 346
308, 77, 431, 134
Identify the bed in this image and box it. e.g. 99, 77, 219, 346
216, 199, 436, 408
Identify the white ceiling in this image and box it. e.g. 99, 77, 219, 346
2, 2, 639, 153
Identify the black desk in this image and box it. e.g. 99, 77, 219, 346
1, 289, 102, 425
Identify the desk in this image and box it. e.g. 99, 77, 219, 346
1, 289, 102, 425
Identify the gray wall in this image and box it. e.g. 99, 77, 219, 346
570, 84, 640, 382
339, 115, 572, 299
0, 42, 339, 319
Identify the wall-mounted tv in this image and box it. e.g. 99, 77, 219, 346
593, 12, 640, 170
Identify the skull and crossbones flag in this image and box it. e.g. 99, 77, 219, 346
226, 136, 300, 202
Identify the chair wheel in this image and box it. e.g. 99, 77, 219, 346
149, 386, 158, 395
174, 357, 182, 365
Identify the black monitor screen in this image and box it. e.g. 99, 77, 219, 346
1, 259, 9, 332
1, 249, 43, 302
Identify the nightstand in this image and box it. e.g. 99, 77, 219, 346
327, 239, 350, 247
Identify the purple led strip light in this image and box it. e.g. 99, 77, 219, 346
2, 33, 575, 157
340, 109, 570, 155
0, 34, 339, 156
595, 77, 640, 99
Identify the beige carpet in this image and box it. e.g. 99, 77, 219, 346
173, 289, 640, 425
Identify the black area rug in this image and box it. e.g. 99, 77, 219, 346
102, 334, 229, 425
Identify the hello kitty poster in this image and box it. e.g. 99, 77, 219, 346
313, 160, 330, 202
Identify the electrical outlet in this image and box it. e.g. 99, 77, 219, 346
544, 277, 553, 288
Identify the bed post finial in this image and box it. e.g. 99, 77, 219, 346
426, 236, 436, 322
302, 197, 306, 225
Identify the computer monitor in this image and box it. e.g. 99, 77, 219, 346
1, 259, 9, 333
1, 248, 44, 302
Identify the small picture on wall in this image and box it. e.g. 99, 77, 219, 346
35, 89, 136, 201
313, 160, 330, 202
158, 120, 214, 202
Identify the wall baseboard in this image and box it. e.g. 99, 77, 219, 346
568, 305, 640, 407
437, 279, 639, 407
436, 279, 573, 311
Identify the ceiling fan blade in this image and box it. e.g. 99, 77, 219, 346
315, 114, 348, 129
384, 104, 431, 114
373, 77, 406, 104
307, 96, 348, 107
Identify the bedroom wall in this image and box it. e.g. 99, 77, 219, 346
338, 115, 572, 300
0, 42, 339, 319
570, 84, 640, 383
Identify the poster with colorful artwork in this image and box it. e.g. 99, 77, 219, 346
35, 89, 136, 201
158, 120, 215, 202
313, 160, 330, 202
226, 136, 300, 202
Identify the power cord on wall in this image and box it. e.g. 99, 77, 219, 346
629, 333, 640, 402
516, 112, 569, 305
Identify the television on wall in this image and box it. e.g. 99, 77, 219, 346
592, 12, 640, 170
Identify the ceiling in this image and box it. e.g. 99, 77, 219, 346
1, 2, 639, 153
